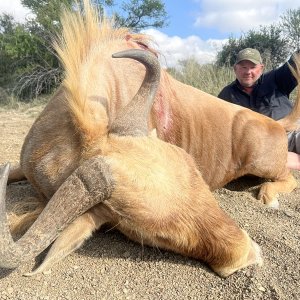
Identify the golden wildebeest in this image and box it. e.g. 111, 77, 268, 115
2, 0, 300, 276
1, 48, 262, 277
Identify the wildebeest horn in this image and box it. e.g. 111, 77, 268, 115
110, 49, 161, 136
0, 158, 114, 269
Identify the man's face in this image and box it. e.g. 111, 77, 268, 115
234, 60, 264, 87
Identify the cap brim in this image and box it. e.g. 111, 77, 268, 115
236, 58, 261, 65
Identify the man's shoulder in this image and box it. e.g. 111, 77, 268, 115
218, 81, 236, 98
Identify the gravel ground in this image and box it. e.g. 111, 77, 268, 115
0, 108, 299, 300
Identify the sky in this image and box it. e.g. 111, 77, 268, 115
0, 0, 299, 68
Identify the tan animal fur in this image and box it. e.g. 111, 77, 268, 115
9, 1, 300, 210
25, 133, 262, 278
0, 48, 262, 277
3, 0, 300, 276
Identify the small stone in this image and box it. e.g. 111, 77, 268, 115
284, 210, 293, 217
257, 285, 266, 292
43, 270, 52, 275
244, 271, 251, 277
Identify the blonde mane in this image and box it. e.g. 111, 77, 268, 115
54, 0, 155, 145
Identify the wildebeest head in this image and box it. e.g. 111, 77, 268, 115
0, 49, 160, 269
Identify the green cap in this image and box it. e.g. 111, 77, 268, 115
235, 48, 262, 65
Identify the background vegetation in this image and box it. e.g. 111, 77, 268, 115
0, 1, 299, 105
0, 0, 168, 103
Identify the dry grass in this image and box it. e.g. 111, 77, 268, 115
0, 105, 44, 165
168, 61, 235, 96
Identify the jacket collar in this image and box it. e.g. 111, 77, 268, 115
234, 74, 263, 91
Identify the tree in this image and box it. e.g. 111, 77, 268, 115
0, 14, 16, 89
216, 24, 289, 69
0, 14, 44, 94
22, 0, 73, 34
114, 0, 168, 31
0, 12, 62, 99
215, 36, 239, 68
0, 14, 15, 34
0, 0, 168, 100
280, 8, 300, 52
243, 25, 289, 69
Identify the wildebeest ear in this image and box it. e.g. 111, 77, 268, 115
109, 49, 160, 137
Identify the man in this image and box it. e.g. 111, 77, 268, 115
218, 48, 300, 169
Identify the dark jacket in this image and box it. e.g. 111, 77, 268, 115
218, 56, 298, 120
